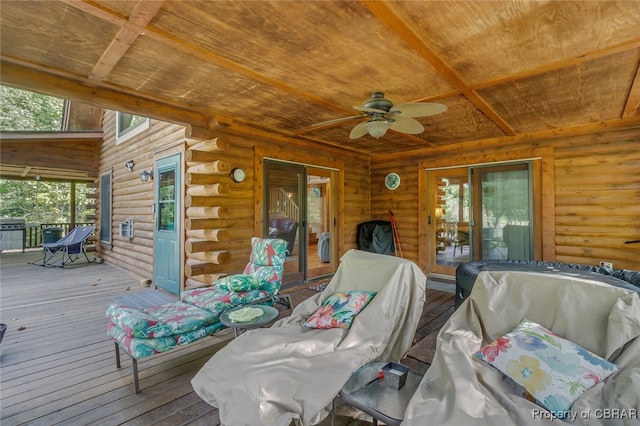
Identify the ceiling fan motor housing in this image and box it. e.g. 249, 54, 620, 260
364, 91, 393, 112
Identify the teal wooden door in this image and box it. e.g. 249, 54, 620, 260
154, 154, 181, 294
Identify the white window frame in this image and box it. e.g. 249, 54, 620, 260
116, 112, 149, 144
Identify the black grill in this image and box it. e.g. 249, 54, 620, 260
0, 224, 26, 230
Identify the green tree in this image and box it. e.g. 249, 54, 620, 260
0, 180, 93, 225
0, 85, 64, 131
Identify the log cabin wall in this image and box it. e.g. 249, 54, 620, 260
371, 127, 640, 273
185, 127, 370, 289
97, 111, 186, 281
97, 111, 370, 288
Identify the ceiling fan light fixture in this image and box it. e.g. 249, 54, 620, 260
364, 120, 391, 138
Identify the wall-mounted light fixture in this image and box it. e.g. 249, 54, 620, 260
139, 169, 153, 182
125, 160, 135, 171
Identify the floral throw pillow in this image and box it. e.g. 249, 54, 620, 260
474, 319, 619, 418
303, 291, 376, 329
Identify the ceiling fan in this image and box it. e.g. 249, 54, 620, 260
313, 91, 447, 139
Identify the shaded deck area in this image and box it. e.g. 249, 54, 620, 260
0, 251, 454, 425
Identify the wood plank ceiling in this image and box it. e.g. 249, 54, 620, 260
1, 0, 639, 158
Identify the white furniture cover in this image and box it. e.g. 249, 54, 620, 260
191, 249, 426, 425
403, 270, 640, 425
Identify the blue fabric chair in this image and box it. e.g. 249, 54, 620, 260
33, 225, 96, 267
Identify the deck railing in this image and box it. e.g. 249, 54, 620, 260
25, 222, 94, 248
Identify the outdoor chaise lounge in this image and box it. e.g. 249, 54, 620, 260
31, 225, 96, 267
106, 237, 289, 393
402, 270, 640, 425
191, 249, 426, 425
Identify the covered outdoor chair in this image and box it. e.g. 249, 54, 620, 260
191, 249, 426, 426
402, 271, 640, 425
32, 225, 96, 267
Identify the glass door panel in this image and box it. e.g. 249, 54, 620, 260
158, 169, 176, 231
428, 167, 470, 276
306, 167, 335, 279
264, 161, 304, 283
471, 163, 533, 261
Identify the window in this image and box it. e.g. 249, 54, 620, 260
0, 85, 65, 131
100, 170, 112, 244
116, 112, 149, 144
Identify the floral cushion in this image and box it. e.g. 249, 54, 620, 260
243, 263, 283, 287
144, 302, 218, 335
238, 237, 288, 287
303, 291, 376, 329
108, 321, 226, 359
215, 274, 265, 292
106, 304, 168, 339
181, 286, 273, 315
248, 237, 288, 267
107, 301, 218, 338
474, 319, 619, 417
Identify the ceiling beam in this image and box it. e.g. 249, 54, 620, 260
0, 131, 103, 143
363, 0, 517, 136
473, 38, 640, 91
378, 116, 640, 161
0, 57, 350, 150
86, 1, 165, 86
26, 1, 457, 144
0, 60, 210, 128
64, 0, 437, 147
623, 60, 640, 118
62, 0, 353, 118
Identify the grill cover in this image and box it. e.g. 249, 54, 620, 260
357, 220, 394, 255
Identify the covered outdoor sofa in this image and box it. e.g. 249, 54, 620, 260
191, 249, 426, 425
402, 270, 640, 425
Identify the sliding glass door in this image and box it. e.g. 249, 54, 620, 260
264, 160, 336, 284
471, 162, 533, 261
427, 161, 534, 276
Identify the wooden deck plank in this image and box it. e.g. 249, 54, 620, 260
0, 251, 454, 425
120, 393, 217, 426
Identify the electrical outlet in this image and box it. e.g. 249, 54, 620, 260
599, 261, 613, 269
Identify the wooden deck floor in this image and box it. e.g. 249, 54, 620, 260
0, 251, 454, 426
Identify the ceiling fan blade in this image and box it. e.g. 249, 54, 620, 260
311, 115, 365, 127
390, 116, 424, 134
349, 121, 369, 139
353, 106, 387, 114
390, 102, 447, 118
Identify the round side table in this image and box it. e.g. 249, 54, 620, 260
220, 304, 279, 337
